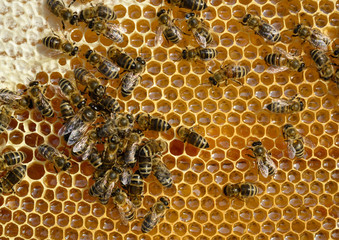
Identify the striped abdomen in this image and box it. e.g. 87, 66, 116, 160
231, 66, 248, 79
196, 27, 212, 44
36, 98, 54, 117
198, 48, 217, 60
60, 100, 74, 121
116, 53, 136, 70
2, 151, 26, 167
240, 183, 258, 197
180, 0, 207, 11
187, 132, 209, 149
89, 181, 105, 197
293, 140, 304, 158
97, 5, 116, 21
98, 60, 119, 79
265, 102, 289, 113
264, 53, 284, 66
129, 173, 144, 197
38, 144, 57, 161
2, 164, 26, 193
0, 111, 10, 134
163, 27, 180, 43
42, 36, 61, 50
59, 78, 75, 95
138, 157, 152, 178
89, 150, 103, 169
120, 202, 136, 221
46, 0, 65, 17
150, 118, 171, 132
310, 49, 329, 68
141, 212, 158, 233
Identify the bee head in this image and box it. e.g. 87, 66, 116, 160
293, 24, 301, 34
62, 10, 72, 21
182, 50, 188, 59
85, 50, 94, 59
70, 13, 78, 25
160, 196, 170, 207
252, 141, 262, 147
185, 12, 195, 20
88, 20, 95, 29
136, 57, 146, 65
334, 49, 339, 57
298, 63, 305, 72
126, 114, 135, 123
71, 46, 79, 56
283, 124, 293, 132
29, 81, 39, 87
76, 99, 86, 109
83, 107, 97, 121
94, 85, 105, 97
242, 14, 251, 24
157, 9, 166, 17
208, 77, 218, 86
62, 161, 72, 171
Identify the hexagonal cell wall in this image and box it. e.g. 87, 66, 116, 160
0, 0, 338, 239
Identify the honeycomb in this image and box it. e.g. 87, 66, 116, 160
0, 0, 338, 239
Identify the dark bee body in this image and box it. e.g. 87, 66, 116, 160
293, 24, 330, 50
223, 182, 258, 199
46, 0, 78, 28
209, 65, 248, 86
96, 114, 134, 138
138, 156, 152, 179
177, 126, 209, 149
182, 47, 217, 61
264, 95, 305, 114
0, 106, 12, 134
59, 78, 86, 109
141, 197, 170, 233
88, 148, 103, 169
186, 13, 213, 47
152, 156, 173, 188
85, 50, 120, 79
102, 142, 118, 167
90, 95, 121, 114
27, 81, 54, 118
136, 113, 171, 132
60, 100, 75, 121
0, 151, 26, 171
0, 164, 26, 194
156, 9, 182, 45
79, 4, 116, 22
107, 46, 136, 70
74, 67, 106, 99
38, 144, 71, 172
264, 47, 305, 73
167, 0, 207, 11
128, 171, 144, 208
241, 14, 281, 43
0, 89, 33, 110
72, 130, 98, 158
282, 124, 305, 159
310, 49, 334, 80
292, 140, 305, 159
88, 19, 124, 43
139, 139, 168, 158
122, 130, 143, 166
42, 36, 78, 56
112, 189, 136, 224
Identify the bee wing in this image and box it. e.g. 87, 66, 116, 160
257, 158, 269, 178
192, 29, 207, 48
273, 46, 295, 60
155, 25, 165, 46
266, 65, 289, 74
310, 29, 330, 50
72, 134, 89, 156
304, 136, 316, 149
121, 168, 132, 186
287, 141, 296, 159
67, 122, 90, 146
105, 23, 126, 43
265, 152, 277, 173
116, 204, 129, 225
0, 138, 6, 152
58, 111, 82, 136
82, 145, 94, 161
102, 181, 115, 202
0, 91, 21, 104
122, 72, 140, 88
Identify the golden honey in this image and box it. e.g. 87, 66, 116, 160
0, 0, 338, 239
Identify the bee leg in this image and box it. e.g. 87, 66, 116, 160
246, 154, 256, 159
53, 166, 59, 174
68, 0, 76, 7
62, 21, 66, 30
232, 79, 243, 86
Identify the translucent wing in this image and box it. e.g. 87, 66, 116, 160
72, 134, 89, 156
102, 57, 120, 72
273, 46, 294, 60
81, 144, 94, 161
102, 181, 115, 203
58, 111, 82, 136
304, 136, 316, 149
155, 25, 165, 46
287, 141, 296, 159
121, 168, 132, 186
121, 73, 140, 91
67, 122, 90, 146
0, 91, 21, 104
265, 152, 277, 174
117, 204, 129, 225
192, 29, 207, 48
266, 65, 289, 74
257, 157, 269, 178
105, 23, 126, 43
264, 98, 290, 110
310, 29, 330, 50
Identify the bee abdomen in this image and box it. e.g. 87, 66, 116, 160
233, 66, 248, 78
2, 164, 26, 192
60, 100, 74, 121
139, 157, 152, 178
241, 183, 258, 197
187, 132, 209, 149
42, 36, 61, 49
141, 213, 156, 233
181, 0, 207, 11
98, 61, 119, 79
36, 101, 54, 117
150, 118, 171, 132
116, 54, 136, 70
265, 53, 282, 66
199, 48, 217, 60
163, 28, 180, 44
3, 151, 26, 166
97, 5, 116, 20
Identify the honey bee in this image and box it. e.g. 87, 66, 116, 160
72, 130, 98, 159
58, 106, 97, 146
85, 50, 120, 79
246, 141, 277, 178
38, 144, 71, 172
112, 188, 136, 225
208, 64, 248, 86
87, 19, 125, 43
155, 9, 182, 46
141, 197, 170, 233
42, 35, 78, 56
293, 24, 331, 50
74, 67, 106, 99
58, 78, 86, 109
241, 14, 281, 43
89, 95, 121, 115
107, 46, 136, 71
282, 124, 305, 159
96, 113, 134, 138
0, 89, 33, 110
152, 156, 173, 188
0, 106, 12, 134
128, 171, 144, 208
0, 150, 26, 171
330, 48, 339, 58
88, 147, 103, 169
46, 0, 78, 29
135, 113, 171, 132
79, 4, 116, 22
60, 100, 75, 121
0, 164, 26, 195
264, 94, 305, 114
181, 47, 217, 61
223, 182, 258, 199
121, 57, 147, 97
310, 49, 335, 81
26, 81, 54, 118
139, 139, 168, 158
186, 13, 213, 48
122, 130, 143, 166
102, 141, 119, 168
264, 47, 305, 73
166, 0, 207, 11
89, 167, 122, 204
176, 126, 209, 149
